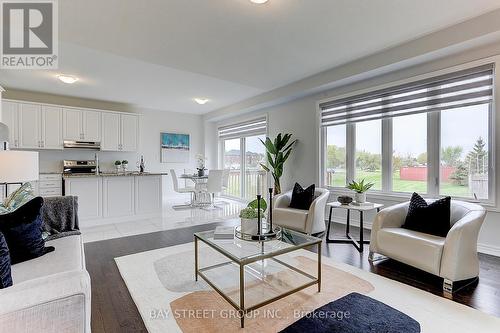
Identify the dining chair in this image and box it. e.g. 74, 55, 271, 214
203, 169, 224, 210
170, 169, 196, 209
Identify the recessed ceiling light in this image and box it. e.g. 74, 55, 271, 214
194, 98, 209, 105
250, 0, 269, 3
57, 74, 79, 84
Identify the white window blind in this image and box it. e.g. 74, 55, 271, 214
218, 116, 267, 139
320, 64, 494, 126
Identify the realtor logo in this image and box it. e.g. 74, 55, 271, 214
0, 0, 58, 69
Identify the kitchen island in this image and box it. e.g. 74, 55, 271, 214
64, 173, 166, 227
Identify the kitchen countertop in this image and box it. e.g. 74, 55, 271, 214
62, 172, 168, 178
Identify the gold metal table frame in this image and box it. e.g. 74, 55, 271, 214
194, 229, 322, 328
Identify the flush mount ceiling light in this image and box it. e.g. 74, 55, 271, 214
250, 0, 269, 3
194, 98, 209, 105
57, 74, 79, 84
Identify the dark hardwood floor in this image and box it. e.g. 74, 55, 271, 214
85, 221, 500, 332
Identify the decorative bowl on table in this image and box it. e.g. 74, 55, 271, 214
337, 195, 353, 205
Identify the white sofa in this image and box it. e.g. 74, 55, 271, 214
0, 235, 91, 333
369, 200, 486, 293
273, 188, 330, 235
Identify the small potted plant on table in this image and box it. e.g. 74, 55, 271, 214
239, 198, 267, 234
347, 179, 374, 204
122, 160, 129, 172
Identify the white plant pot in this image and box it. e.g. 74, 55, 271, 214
354, 192, 366, 203
122, 164, 128, 172
240, 218, 259, 235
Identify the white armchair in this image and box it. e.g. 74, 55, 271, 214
369, 199, 486, 293
272, 188, 329, 235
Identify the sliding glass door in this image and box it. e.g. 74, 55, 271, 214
222, 135, 266, 200
223, 138, 241, 198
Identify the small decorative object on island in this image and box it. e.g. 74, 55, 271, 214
195, 154, 207, 177
260, 133, 297, 195
139, 155, 146, 173
121, 160, 129, 172
114, 160, 122, 173
347, 179, 374, 204
337, 195, 353, 205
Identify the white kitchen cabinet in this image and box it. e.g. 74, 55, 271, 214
102, 176, 135, 217
101, 113, 138, 151
101, 112, 120, 151
135, 176, 162, 215
18, 103, 41, 149
83, 110, 101, 142
63, 175, 162, 226
63, 108, 101, 142
1, 101, 19, 148
16, 103, 63, 150
121, 114, 139, 151
64, 177, 102, 221
41, 106, 63, 149
63, 108, 82, 141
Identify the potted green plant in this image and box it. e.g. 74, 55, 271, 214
259, 133, 297, 195
346, 179, 374, 203
122, 160, 129, 172
114, 160, 122, 173
239, 198, 267, 234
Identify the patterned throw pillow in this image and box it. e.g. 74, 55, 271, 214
0, 183, 35, 215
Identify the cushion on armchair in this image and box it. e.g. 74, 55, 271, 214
289, 183, 315, 210
402, 192, 451, 237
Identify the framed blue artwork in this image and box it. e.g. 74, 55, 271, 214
160, 132, 190, 163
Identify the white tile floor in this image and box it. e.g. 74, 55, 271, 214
80, 195, 245, 243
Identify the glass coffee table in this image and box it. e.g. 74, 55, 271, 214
194, 228, 322, 328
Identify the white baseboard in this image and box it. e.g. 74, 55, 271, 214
329, 218, 500, 257
477, 243, 500, 257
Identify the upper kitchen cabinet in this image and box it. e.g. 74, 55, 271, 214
41, 106, 63, 149
120, 114, 139, 152
101, 112, 139, 152
1, 101, 19, 148
101, 112, 120, 151
18, 103, 63, 150
18, 103, 41, 149
63, 108, 101, 142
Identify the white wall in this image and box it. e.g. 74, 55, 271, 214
205, 41, 500, 257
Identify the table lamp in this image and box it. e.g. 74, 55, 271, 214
0, 150, 39, 197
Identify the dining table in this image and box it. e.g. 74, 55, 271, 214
179, 173, 210, 206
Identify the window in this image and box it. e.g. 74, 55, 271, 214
325, 125, 346, 187
355, 120, 382, 190
440, 105, 489, 199
219, 117, 267, 199
392, 113, 427, 193
320, 63, 494, 202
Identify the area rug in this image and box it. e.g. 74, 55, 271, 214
115, 242, 500, 333
280, 292, 420, 333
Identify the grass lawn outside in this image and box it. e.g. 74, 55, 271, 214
327, 170, 472, 198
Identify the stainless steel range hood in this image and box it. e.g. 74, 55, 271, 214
63, 140, 101, 150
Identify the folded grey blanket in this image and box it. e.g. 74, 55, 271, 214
41, 196, 81, 241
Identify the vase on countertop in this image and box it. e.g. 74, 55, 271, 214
122, 163, 128, 172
